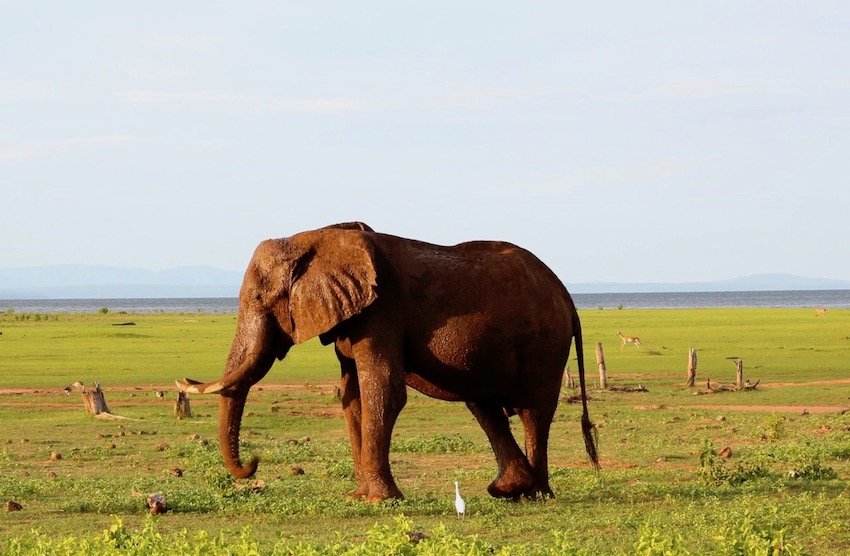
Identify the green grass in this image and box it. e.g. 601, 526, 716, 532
1, 308, 849, 554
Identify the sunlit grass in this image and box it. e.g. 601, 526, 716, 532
1, 308, 849, 553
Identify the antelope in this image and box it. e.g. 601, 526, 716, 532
617, 331, 643, 349
815, 307, 828, 316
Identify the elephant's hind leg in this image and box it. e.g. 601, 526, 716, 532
517, 402, 557, 499
466, 402, 533, 498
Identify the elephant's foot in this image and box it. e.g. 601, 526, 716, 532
346, 484, 369, 500
487, 457, 534, 498
350, 474, 404, 502
521, 483, 555, 500
364, 483, 405, 503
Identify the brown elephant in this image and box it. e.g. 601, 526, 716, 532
178, 222, 598, 502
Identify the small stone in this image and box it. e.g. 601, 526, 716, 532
50, 451, 62, 461
155, 443, 169, 452
290, 466, 305, 475
172, 467, 184, 477
146, 493, 168, 515
719, 446, 733, 458
716, 415, 726, 422
187, 433, 201, 440
5, 501, 23, 511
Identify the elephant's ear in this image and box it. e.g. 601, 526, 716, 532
288, 229, 379, 344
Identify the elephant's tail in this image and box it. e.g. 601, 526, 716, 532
574, 313, 600, 470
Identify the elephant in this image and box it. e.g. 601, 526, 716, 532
178, 222, 598, 502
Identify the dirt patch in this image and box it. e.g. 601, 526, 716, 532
637, 404, 848, 414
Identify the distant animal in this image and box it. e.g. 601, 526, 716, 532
63, 386, 72, 396
72, 381, 84, 389
617, 331, 643, 349
815, 307, 828, 316
177, 222, 598, 502
155, 390, 165, 399
454, 481, 466, 519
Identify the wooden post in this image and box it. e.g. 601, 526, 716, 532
595, 342, 607, 389
81, 382, 110, 415
686, 348, 697, 387
174, 391, 192, 419
564, 364, 575, 389
735, 359, 744, 390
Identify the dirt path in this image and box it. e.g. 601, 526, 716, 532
637, 404, 848, 414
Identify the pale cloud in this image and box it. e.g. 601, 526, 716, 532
119, 90, 367, 114
497, 157, 704, 197
141, 35, 223, 54
426, 85, 562, 109
614, 72, 797, 103
0, 135, 141, 163
116, 57, 185, 81
0, 80, 57, 103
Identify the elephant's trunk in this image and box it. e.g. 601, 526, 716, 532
214, 316, 285, 478
178, 313, 289, 479
219, 386, 259, 478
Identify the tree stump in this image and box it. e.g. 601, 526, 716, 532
686, 348, 697, 387
595, 342, 607, 389
81, 382, 110, 415
174, 391, 192, 419
564, 364, 575, 389
735, 359, 744, 390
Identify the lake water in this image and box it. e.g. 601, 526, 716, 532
2, 290, 848, 314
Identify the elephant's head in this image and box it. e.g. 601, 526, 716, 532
177, 222, 378, 478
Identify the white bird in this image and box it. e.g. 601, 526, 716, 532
454, 481, 466, 519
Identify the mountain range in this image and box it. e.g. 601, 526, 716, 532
0, 265, 848, 299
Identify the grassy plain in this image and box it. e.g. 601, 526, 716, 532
1, 306, 849, 554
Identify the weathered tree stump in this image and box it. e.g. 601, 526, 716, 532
686, 348, 697, 387
81, 382, 110, 415
735, 359, 744, 390
595, 342, 607, 389
174, 391, 192, 419
564, 364, 575, 389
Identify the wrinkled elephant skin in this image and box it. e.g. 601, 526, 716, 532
179, 222, 598, 502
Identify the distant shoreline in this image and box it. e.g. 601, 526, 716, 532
2, 289, 848, 313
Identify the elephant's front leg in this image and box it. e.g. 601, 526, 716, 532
339, 358, 368, 499
352, 339, 407, 502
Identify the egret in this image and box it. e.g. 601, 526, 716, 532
454, 481, 466, 519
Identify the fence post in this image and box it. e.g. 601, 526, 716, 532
564, 364, 575, 389
174, 391, 192, 419
595, 342, 607, 389
735, 359, 744, 390
686, 348, 697, 387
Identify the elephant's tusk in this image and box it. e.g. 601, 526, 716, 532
175, 378, 222, 394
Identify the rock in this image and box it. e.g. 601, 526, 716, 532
50, 451, 62, 461
718, 446, 733, 458
187, 433, 201, 440
146, 493, 168, 515
716, 415, 726, 422
5, 501, 23, 511
290, 466, 305, 475
172, 467, 184, 477
155, 443, 169, 452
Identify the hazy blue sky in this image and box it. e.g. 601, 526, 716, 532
2, 2, 848, 285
